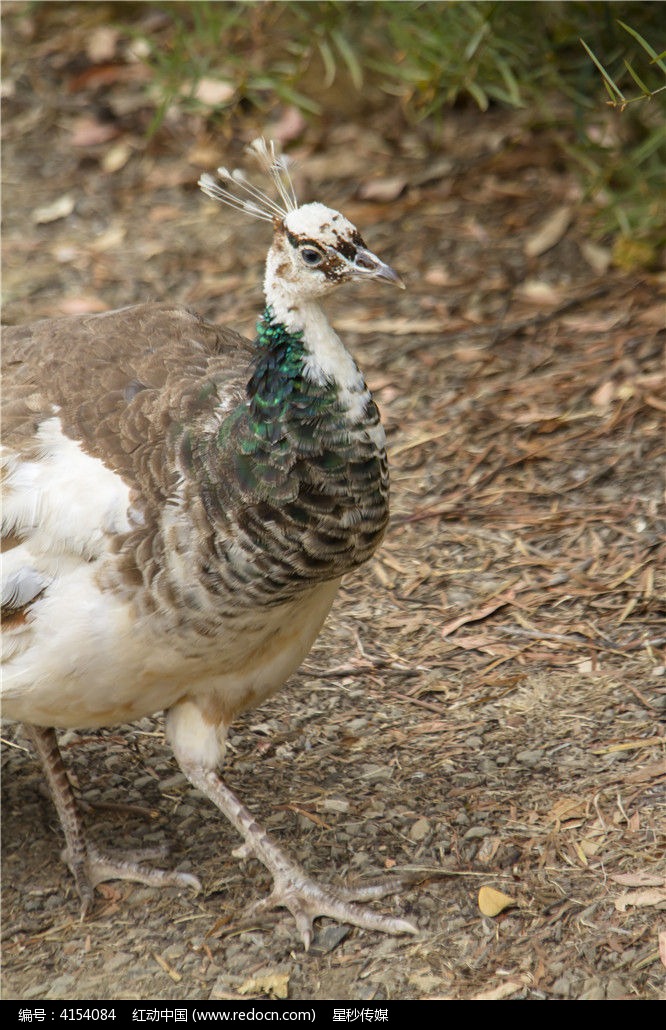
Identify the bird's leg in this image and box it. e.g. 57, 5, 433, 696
177, 759, 418, 951
25, 725, 95, 913
24, 725, 200, 915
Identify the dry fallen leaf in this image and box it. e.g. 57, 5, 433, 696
70, 116, 119, 147
33, 194, 75, 224
636, 302, 666, 327
574, 841, 589, 866
524, 205, 573, 257
590, 381, 616, 409
238, 972, 289, 999
101, 142, 132, 174
580, 240, 612, 273
477, 836, 502, 864
187, 143, 226, 169
90, 225, 126, 252
473, 981, 522, 1000
191, 78, 236, 107
267, 105, 308, 144
549, 797, 589, 825
424, 266, 451, 287
442, 591, 516, 638
336, 317, 442, 335
659, 930, 666, 971
561, 313, 623, 332
58, 296, 109, 315
611, 871, 666, 888
408, 970, 442, 992
614, 888, 666, 913
578, 837, 600, 858
86, 25, 120, 64
478, 885, 516, 917
358, 177, 407, 203
516, 279, 563, 305
450, 633, 498, 652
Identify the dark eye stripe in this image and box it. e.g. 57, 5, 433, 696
286, 230, 305, 249
332, 236, 358, 262
286, 229, 367, 264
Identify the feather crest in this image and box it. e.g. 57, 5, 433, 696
199, 138, 298, 223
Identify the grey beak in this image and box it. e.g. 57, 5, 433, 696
353, 248, 406, 289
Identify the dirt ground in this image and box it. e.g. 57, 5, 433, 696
2, 5, 665, 1002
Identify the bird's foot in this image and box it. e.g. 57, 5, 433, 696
176, 760, 418, 950
244, 865, 418, 950
62, 844, 201, 918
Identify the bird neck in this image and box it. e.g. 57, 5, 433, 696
248, 306, 370, 432
262, 277, 367, 409
173, 305, 388, 611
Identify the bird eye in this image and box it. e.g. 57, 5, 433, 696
300, 247, 323, 267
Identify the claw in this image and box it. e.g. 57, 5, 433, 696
62, 843, 201, 915
177, 760, 419, 950
244, 873, 418, 950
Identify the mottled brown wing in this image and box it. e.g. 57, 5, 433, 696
2, 303, 255, 499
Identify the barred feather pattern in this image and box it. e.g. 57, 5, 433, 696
3, 303, 387, 643
166, 308, 389, 620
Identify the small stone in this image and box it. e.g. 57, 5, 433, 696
408, 817, 431, 842
309, 923, 351, 955
24, 983, 53, 1000
579, 977, 605, 1000
161, 772, 189, 791
551, 973, 574, 997
463, 825, 491, 840
103, 951, 133, 973
211, 974, 243, 997
162, 942, 186, 961
516, 749, 543, 768
606, 977, 627, 1000
321, 798, 350, 814
45, 974, 75, 998
360, 764, 392, 782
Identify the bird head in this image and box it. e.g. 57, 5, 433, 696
199, 139, 404, 304
267, 202, 403, 300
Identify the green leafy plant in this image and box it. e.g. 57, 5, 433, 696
135, 1, 372, 122
581, 21, 666, 110
126, 2, 664, 260
575, 21, 666, 262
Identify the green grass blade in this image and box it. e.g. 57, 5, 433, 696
618, 20, 666, 74
464, 23, 489, 62
623, 60, 652, 97
580, 38, 626, 101
496, 56, 524, 107
466, 79, 489, 111
331, 29, 363, 91
317, 38, 337, 89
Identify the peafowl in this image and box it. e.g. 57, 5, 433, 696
1, 140, 415, 948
